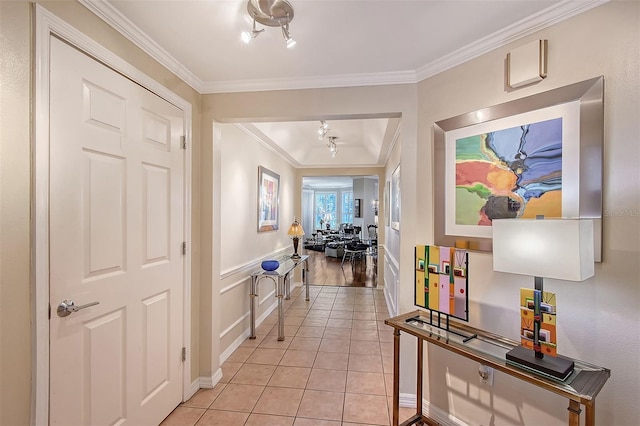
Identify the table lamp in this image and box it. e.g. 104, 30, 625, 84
287, 218, 305, 259
492, 218, 594, 380
324, 213, 332, 230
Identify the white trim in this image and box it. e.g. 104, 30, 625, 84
198, 368, 223, 390
383, 244, 400, 271
186, 378, 200, 401
220, 276, 250, 295
219, 298, 279, 364
219, 247, 289, 279
219, 329, 250, 364
399, 394, 469, 426
259, 289, 277, 306
33, 6, 53, 425
34, 6, 194, 424
79, 0, 607, 94
219, 281, 302, 365
202, 70, 418, 94
415, 0, 608, 82
382, 124, 402, 167
235, 124, 300, 168
383, 247, 400, 317
77, 0, 204, 93
219, 312, 251, 339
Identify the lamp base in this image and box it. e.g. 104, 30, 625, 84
506, 346, 574, 381
291, 237, 301, 259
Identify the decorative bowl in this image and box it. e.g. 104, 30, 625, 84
261, 260, 280, 271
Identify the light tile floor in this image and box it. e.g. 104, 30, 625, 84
161, 285, 416, 426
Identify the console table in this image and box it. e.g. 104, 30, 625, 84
385, 311, 610, 426
249, 255, 309, 341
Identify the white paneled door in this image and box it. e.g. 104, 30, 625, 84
49, 37, 184, 426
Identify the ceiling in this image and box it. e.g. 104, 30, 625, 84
302, 175, 378, 190
80, 0, 604, 168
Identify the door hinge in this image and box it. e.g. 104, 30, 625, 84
48, 303, 51, 320
181, 135, 186, 150
181, 347, 186, 362
182, 242, 187, 255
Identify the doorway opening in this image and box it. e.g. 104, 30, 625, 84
301, 176, 379, 287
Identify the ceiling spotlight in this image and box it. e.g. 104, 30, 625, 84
318, 121, 329, 140
327, 136, 338, 158
241, 13, 264, 44
280, 14, 296, 48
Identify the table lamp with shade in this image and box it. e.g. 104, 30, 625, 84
492, 218, 595, 381
324, 213, 332, 230
287, 218, 305, 259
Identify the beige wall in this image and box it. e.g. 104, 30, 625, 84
2, 0, 637, 425
217, 123, 297, 361
0, 2, 32, 424
200, 85, 417, 377
416, 1, 639, 424
0, 2, 204, 423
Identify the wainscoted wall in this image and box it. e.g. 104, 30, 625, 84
212, 123, 297, 379
383, 246, 399, 317
218, 247, 290, 363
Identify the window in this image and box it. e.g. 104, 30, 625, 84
315, 192, 337, 229
341, 191, 353, 224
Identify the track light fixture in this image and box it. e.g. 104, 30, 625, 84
242, 0, 296, 49
327, 136, 338, 158
281, 15, 296, 49
318, 121, 329, 140
241, 12, 264, 44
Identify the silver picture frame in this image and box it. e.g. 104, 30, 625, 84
434, 76, 603, 260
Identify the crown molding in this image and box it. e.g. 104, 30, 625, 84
201, 70, 418, 94
415, 0, 609, 81
81, 0, 608, 95
78, 0, 204, 93
234, 123, 300, 168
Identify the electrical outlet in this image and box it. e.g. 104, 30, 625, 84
479, 365, 494, 386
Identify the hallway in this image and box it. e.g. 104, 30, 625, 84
161, 285, 413, 426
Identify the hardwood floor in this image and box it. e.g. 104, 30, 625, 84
302, 247, 378, 287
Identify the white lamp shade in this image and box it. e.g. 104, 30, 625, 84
492, 219, 594, 281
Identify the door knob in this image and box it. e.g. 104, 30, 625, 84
57, 299, 100, 317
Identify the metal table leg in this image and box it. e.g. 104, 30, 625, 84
277, 276, 285, 341
285, 273, 291, 300
303, 259, 309, 301
249, 276, 257, 339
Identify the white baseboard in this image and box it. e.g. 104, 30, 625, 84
199, 368, 222, 389
399, 393, 468, 426
185, 378, 200, 401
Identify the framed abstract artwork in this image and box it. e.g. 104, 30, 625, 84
354, 198, 362, 218
257, 166, 280, 232
434, 77, 603, 259
391, 165, 401, 231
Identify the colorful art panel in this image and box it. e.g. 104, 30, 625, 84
438, 247, 453, 315
415, 246, 427, 308
519, 287, 558, 357
414, 245, 469, 321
